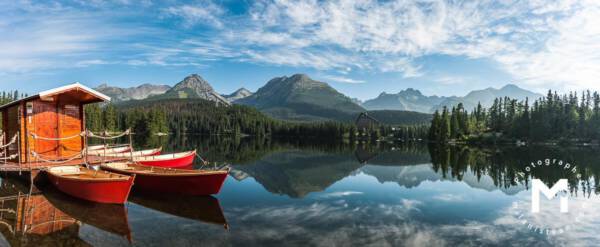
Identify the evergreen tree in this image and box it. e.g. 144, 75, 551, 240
440, 107, 450, 142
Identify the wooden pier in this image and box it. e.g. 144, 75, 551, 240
0, 156, 127, 172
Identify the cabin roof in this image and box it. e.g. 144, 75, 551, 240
355, 112, 380, 125
0, 83, 110, 110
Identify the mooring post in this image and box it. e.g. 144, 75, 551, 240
103, 130, 107, 165
84, 130, 89, 165
129, 128, 134, 162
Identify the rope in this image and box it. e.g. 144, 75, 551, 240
30, 132, 84, 141
217, 164, 230, 171
31, 151, 83, 164
0, 154, 18, 160
195, 153, 208, 165
0, 134, 18, 149
86, 129, 130, 140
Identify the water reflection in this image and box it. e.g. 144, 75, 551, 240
129, 192, 228, 229
0, 176, 230, 246
428, 145, 600, 197
0, 178, 86, 246
7, 135, 600, 246
215, 139, 599, 245
220, 138, 600, 199
231, 149, 362, 198
41, 185, 132, 242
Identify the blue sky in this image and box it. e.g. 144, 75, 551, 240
1, 0, 598, 100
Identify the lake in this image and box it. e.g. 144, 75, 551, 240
1, 136, 599, 246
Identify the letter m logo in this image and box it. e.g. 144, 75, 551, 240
531, 179, 568, 213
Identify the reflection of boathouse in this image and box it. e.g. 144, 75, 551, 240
0, 179, 82, 246
0, 178, 132, 245
355, 112, 379, 130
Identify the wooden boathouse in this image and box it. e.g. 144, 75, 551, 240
0, 83, 115, 175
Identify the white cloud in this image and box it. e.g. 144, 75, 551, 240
75, 59, 111, 67
164, 2, 225, 28
4, 0, 600, 92
217, 200, 560, 246
0, 1, 139, 73
320, 75, 365, 84
319, 191, 364, 198
432, 193, 465, 202
497, 0, 600, 92
176, 0, 598, 90
434, 75, 468, 85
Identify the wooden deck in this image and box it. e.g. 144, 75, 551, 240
0, 156, 128, 172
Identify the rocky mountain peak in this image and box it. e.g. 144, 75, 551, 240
291, 73, 310, 80
225, 87, 253, 102
288, 74, 327, 90
173, 74, 214, 92
401, 88, 422, 95
166, 74, 230, 105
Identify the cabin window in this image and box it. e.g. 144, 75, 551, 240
26, 102, 33, 114
26, 102, 33, 123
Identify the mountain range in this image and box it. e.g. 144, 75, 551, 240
362, 84, 542, 113
95, 83, 171, 102
362, 88, 445, 113
96, 73, 542, 121
96, 74, 233, 106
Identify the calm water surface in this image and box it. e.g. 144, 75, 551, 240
1, 136, 599, 246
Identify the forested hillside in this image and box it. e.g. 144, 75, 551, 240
429, 90, 600, 143
84, 98, 430, 141
367, 110, 432, 125
86, 98, 358, 140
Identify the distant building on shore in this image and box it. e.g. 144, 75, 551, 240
355, 112, 380, 130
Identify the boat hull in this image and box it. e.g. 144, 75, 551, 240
135, 151, 196, 169
133, 172, 228, 195
46, 172, 135, 204
101, 164, 229, 195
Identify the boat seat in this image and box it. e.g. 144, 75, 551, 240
136, 170, 155, 173
50, 166, 83, 175
105, 163, 134, 170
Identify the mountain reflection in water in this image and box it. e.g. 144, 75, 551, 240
214, 138, 599, 246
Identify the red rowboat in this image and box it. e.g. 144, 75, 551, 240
99, 147, 162, 158
87, 146, 131, 156
133, 150, 196, 169
46, 166, 135, 204
101, 162, 229, 195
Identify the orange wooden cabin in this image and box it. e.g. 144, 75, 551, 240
0, 83, 110, 164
